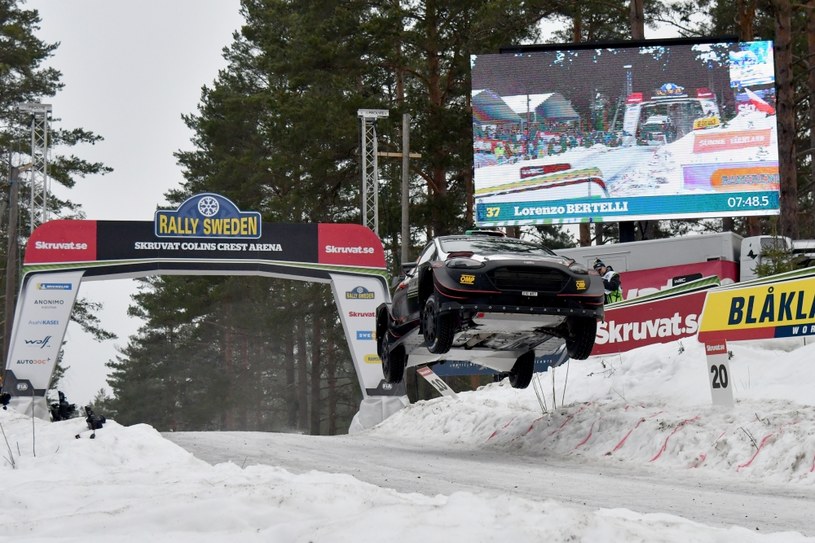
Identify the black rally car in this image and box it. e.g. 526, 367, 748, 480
376, 231, 605, 389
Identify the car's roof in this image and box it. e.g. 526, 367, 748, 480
644, 114, 670, 124
436, 234, 517, 241
434, 234, 557, 254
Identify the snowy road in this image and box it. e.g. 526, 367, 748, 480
166, 429, 815, 536
573, 145, 655, 186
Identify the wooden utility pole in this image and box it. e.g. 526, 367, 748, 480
401, 113, 411, 266
376, 119, 420, 266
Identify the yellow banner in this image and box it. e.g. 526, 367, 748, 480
693, 115, 721, 130
699, 276, 815, 333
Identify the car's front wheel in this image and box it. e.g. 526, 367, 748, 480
380, 333, 406, 384
564, 316, 597, 360
509, 350, 535, 389
422, 293, 455, 354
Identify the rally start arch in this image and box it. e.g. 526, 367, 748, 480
2, 193, 406, 429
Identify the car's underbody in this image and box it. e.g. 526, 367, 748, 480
378, 299, 603, 389
387, 312, 570, 373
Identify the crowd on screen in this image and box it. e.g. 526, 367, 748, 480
473, 121, 623, 168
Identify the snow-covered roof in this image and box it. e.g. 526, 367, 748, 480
502, 92, 580, 120
472, 89, 521, 123
473, 90, 580, 122
501, 93, 554, 114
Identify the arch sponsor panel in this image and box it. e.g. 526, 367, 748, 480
2, 271, 83, 404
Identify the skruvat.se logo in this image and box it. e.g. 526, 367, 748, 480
348, 311, 375, 318
596, 312, 699, 344
325, 245, 375, 255
345, 286, 375, 300
33, 240, 88, 250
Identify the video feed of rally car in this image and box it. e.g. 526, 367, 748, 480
375, 231, 604, 389
471, 38, 780, 226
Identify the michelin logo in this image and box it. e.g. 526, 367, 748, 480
37, 282, 73, 291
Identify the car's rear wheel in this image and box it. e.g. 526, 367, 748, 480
564, 316, 597, 360
380, 333, 406, 384
422, 293, 455, 354
509, 350, 535, 389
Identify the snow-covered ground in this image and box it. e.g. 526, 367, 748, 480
2, 337, 814, 542
611, 109, 778, 197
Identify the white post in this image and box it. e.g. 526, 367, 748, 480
704, 341, 734, 407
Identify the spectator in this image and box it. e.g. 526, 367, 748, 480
593, 259, 623, 303
49, 391, 77, 421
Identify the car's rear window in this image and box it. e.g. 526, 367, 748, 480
440, 237, 556, 256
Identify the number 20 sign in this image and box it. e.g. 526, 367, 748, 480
704, 341, 734, 407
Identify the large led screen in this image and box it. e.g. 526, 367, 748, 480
471, 39, 780, 226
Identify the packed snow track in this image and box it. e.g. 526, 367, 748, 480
166, 429, 814, 535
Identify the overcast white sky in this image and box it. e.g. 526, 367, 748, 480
26, 0, 244, 404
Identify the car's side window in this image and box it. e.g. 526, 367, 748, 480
416, 243, 436, 268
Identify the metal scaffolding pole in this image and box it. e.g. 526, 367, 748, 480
358, 109, 388, 235
16, 102, 52, 233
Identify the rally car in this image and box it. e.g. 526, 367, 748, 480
376, 231, 604, 389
